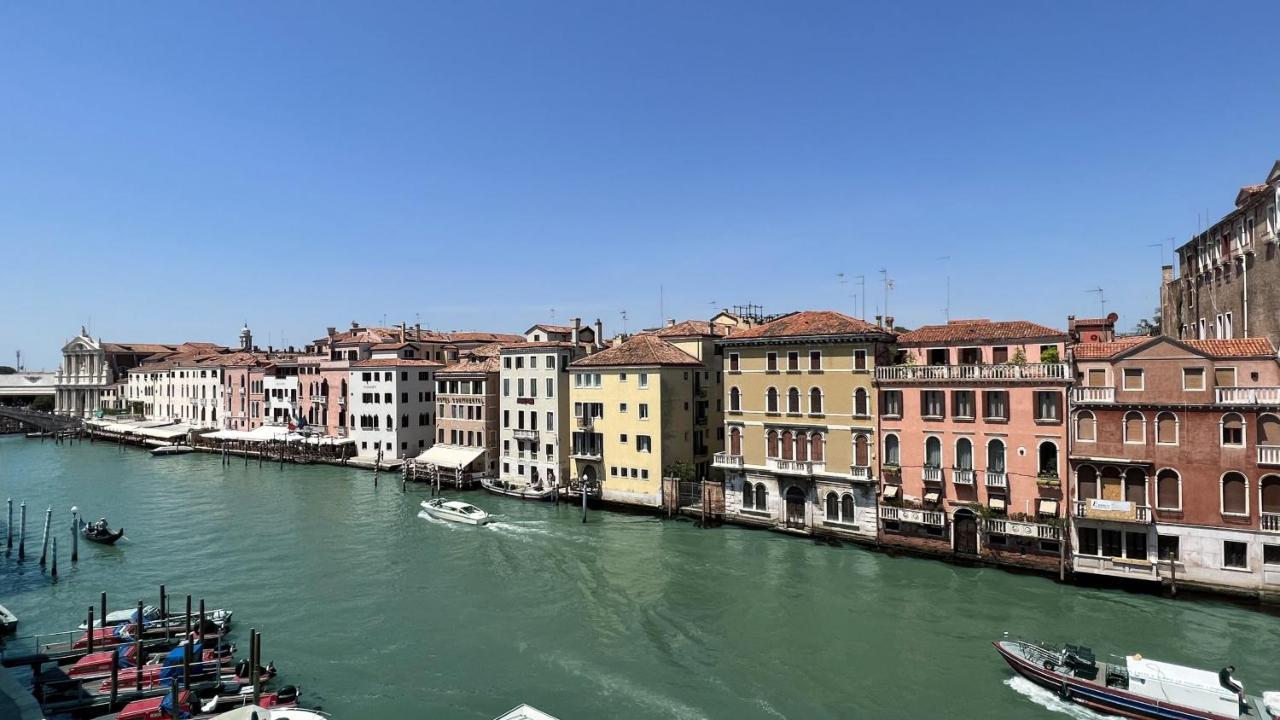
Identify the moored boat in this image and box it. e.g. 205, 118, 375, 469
79, 605, 233, 631
150, 444, 195, 456
81, 518, 125, 545
420, 498, 491, 525
480, 477, 557, 501
207, 702, 325, 720
0, 602, 17, 633
994, 638, 1280, 719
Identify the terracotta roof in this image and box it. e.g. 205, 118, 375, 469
652, 320, 730, 338
570, 334, 702, 368
370, 342, 411, 350
528, 324, 574, 334
350, 358, 445, 368
438, 355, 500, 375
898, 319, 1067, 345
1184, 338, 1275, 357
1070, 336, 1149, 360
723, 310, 889, 341
502, 340, 580, 350
445, 332, 525, 344
102, 342, 181, 354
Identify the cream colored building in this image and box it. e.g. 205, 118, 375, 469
714, 310, 896, 540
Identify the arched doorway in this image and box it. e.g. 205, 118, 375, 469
581, 464, 597, 493
953, 508, 978, 555
784, 486, 806, 529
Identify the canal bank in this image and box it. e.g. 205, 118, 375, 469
3, 435, 1279, 719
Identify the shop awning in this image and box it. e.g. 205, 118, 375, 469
923, 491, 940, 504
1038, 499, 1059, 516
416, 444, 485, 469
882, 485, 900, 500
990, 496, 1007, 512
132, 424, 194, 440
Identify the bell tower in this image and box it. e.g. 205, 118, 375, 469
239, 323, 253, 351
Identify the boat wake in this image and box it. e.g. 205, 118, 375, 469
415, 510, 459, 529
488, 521, 555, 538
1005, 676, 1109, 720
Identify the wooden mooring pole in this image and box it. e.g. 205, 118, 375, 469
18, 501, 26, 560
51, 536, 57, 578
71, 506, 79, 563
5, 497, 11, 554
87, 606, 96, 653
253, 630, 262, 705
39, 506, 52, 567
109, 647, 119, 707
101, 592, 108, 634
134, 600, 144, 692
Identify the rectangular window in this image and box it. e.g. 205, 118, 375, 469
1078, 528, 1099, 555
1035, 392, 1060, 421
1101, 529, 1122, 558
787, 351, 799, 371
639, 403, 649, 420
1264, 545, 1280, 566
637, 435, 652, 453
952, 390, 974, 419
992, 346, 1009, 364
729, 353, 740, 372
1182, 367, 1205, 391
853, 349, 867, 371
809, 351, 822, 370
619, 372, 627, 382
619, 403, 628, 413
1125, 532, 1147, 561
1122, 368, 1144, 391
1087, 368, 1106, 387
620, 434, 628, 443
922, 390, 944, 418
984, 391, 1008, 420
882, 390, 901, 417
1158, 535, 1180, 561
638, 373, 648, 388
766, 352, 778, 372
1224, 541, 1248, 569
1214, 367, 1237, 388
546, 378, 554, 397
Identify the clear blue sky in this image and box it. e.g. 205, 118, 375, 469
3, 2, 1277, 369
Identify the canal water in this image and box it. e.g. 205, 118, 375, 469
1, 435, 1278, 719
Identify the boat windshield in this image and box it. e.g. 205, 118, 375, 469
461, 506, 480, 514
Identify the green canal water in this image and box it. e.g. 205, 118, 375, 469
2, 435, 1278, 719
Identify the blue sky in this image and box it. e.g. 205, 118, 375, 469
3, 2, 1277, 369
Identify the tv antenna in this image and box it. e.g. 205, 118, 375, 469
938, 255, 951, 322
880, 269, 895, 318
620, 310, 629, 334
855, 275, 866, 320
1087, 287, 1106, 316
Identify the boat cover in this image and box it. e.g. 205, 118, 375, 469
416, 444, 485, 469
158, 642, 202, 683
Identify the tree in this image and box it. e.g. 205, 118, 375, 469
1039, 346, 1060, 363
665, 461, 697, 482
1133, 308, 1161, 337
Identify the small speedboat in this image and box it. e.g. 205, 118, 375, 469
208, 704, 326, 720
0, 603, 17, 633
994, 638, 1280, 720
81, 519, 125, 545
80, 605, 233, 630
420, 498, 491, 525
98, 687, 302, 720
481, 477, 557, 500
150, 444, 194, 456
494, 704, 562, 720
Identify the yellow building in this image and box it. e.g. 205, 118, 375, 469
568, 333, 716, 508
714, 310, 896, 540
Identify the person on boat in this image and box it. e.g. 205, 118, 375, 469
94, 518, 109, 532
1220, 666, 1246, 707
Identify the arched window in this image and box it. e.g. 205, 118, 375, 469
1221, 413, 1245, 446
987, 439, 1006, 473
729, 387, 741, 412
742, 482, 755, 510
1156, 469, 1181, 511
841, 494, 855, 522
1156, 412, 1178, 445
755, 484, 767, 510
1262, 475, 1280, 516
386, 414, 393, 430
1039, 441, 1059, 478
854, 388, 869, 417
1259, 414, 1280, 446
853, 434, 869, 467
1221, 472, 1248, 515
1124, 411, 1145, 444
781, 431, 794, 460
766, 388, 778, 413
809, 388, 823, 414
956, 438, 973, 470
787, 387, 801, 414
1124, 467, 1146, 504
795, 432, 809, 462
1077, 464, 1098, 500
810, 432, 824, 462
1076, 410, 1096, 442
825, 492, 839, 521
925, 437, 942, 468
729, 427, 742, 456
767, 430, 779, 458
884, 434, 899, 466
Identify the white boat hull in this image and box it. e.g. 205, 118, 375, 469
420, 500, 491, 525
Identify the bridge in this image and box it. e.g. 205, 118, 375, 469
0, 407, 80, 433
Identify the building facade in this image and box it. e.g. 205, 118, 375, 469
1070, 335, 1280, 598
498, 339, 587, 491
420, 345, 502, 480
55, 329, 187, 418
876, 319, 1071, 569
347, 355, 441, 459
715, 311, 895, 540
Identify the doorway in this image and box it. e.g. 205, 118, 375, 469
954, 509, 978, 555
784, 486, 806, 529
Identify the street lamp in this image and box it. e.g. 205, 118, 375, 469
580, 472, 589, 523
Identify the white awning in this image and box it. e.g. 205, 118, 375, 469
132, 424, 193, 440
923, 491, 940, 504
882, 485, 900, 500
1038, 499, 1059, 516
990, 496, 1007, 512
415, 444, 485, 469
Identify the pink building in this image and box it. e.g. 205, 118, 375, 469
876, 319, 1071, 570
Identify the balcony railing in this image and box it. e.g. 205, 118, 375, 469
850, 465, 872, 481
984, 471, 1007, 488
876, 363, 1069, 382
714, 452, 744, 468
879, 505, 946, 526
1262, 512, 1280, 533
952, 468, 975, 485
570, 448, 602, 461
769, 458, 823, 476
1071, 387, 1115, 404
1216, 387, 1280, 405
1075, 499, 1152, 523
983, 518, 1061, 541
1258, 446, 1280, 466
922, 466, 943, 483
513, 428, 538, 441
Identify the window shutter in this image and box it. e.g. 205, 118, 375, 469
1157, 414, 1176, 443
1223, 475, 1246, 514
1157, 472, 1180, 509
1215, 367, 1236, 388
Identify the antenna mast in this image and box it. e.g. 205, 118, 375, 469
1087, 287, 1106, 316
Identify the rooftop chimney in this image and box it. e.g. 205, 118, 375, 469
351, 321, 360, 330
1161, 264, 1174, 284
415, 323, 422, 339
399, 322, 407, 343
326, 327, 336, 337
666, 318, 676, 327
875, 315, 883, 328
593, 319, 604, 349
571, 317, 581, 347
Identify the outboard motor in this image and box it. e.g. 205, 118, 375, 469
275, 685, 300, 705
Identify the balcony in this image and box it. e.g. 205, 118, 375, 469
849, 465, 872, 481
876, 363, 1069, 383
1072, 554, 1158, 581
570, 448, 603, 461
922, 466, 943, 483
1258, 446, 1280, 466
310, 395, 327, 403
983, 517, 1061, 541
513, 428, 539, 441
1263, 513, 1280, 533
984, 471, 1007, 488
879, 505, 946, 526
768, 458, 824, 476
1071, 387, 1115, 404
1216, 387, 1280, 405
1075, 499, 1152, 523
952, 468, 975, 485
714, 452, 744, 469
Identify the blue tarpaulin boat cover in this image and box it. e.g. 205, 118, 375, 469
159, 642, 202, 683
160, 689, 190, 719
114, 646, 134, 668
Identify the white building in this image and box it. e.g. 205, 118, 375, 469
55, 329, 181, 418
348, 355, 442, 459
498, 329, 591, 490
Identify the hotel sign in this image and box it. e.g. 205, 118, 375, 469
1084, 498, 1137, 521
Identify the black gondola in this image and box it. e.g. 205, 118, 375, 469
80, 519, 125, 545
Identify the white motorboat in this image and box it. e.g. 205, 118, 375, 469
480, 477, 557, 501
494, 704, 561, 720
79, 604, 233, 630
209, 705, 329, 720
420, 498, 491, 525
0, 603, 17, 633
151, 444, 195, 456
